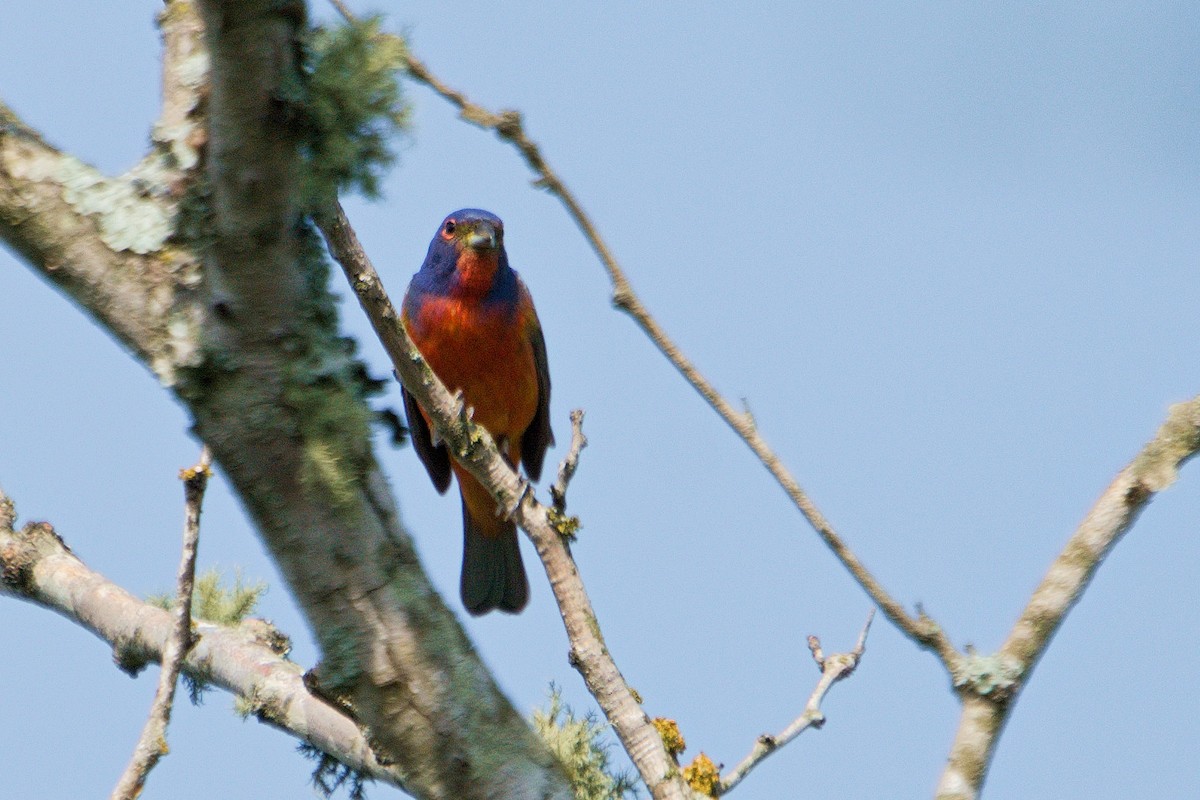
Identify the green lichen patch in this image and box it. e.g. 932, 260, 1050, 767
299, 15, 412, 209
54, 155, 174, 254
286, 375, 373, 512
148, 567, 266, 625
313, 621, 365, 695
953, 652, 1023, 700
532, 686, 640, 800
547, 507, 583, 542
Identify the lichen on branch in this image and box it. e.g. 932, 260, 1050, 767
300, 15, 411, 208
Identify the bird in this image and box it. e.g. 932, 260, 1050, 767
400, 209, 553, 615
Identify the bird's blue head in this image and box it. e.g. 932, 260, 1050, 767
411, 209, 517, 302
421, 208, 504, 269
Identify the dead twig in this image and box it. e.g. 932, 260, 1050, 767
111, 447, 211, 800
720, 610, 875, 795
550, 408, 587, 512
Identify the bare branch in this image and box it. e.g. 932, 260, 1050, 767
392, 39, 959, 670
935, 396, 1200, 800
150, 0, 209, 173
0, 2, 205, 387
550, 408, 588, 512
719, 610, 875, 795
0, 98, 196, 384
111, 448, 211, 800
315, 200, 690, 800
0, 485, 410, 793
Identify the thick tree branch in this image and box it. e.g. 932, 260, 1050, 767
0, 486, 410, 793
112, 449, 209, 800
719, 610, 874, 795
0, 97, 195, 384
316, 201, 691, 800
387, 39, 960, 670
0, 2, 207, 387
1, 2, 573, 797
191, 2, 570, 797
935, 396, 1200, 800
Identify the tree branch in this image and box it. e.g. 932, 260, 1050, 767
154, 0, 208, 169
191, 3, 571, 797
388, 36, 960, 670
315, 200, 691, 800
719, 610, 874, 795
0, 485, 410, 793
935, 396, 1200, 800
111, 449, 210, 800
0, 96, 194, 385
1, 1, 574, 795
0, 1, 207, 387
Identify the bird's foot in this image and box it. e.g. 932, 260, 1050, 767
450, 389, 472, 423
500, 477, 533, 522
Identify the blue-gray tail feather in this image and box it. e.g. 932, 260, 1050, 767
460, 501, 529, 615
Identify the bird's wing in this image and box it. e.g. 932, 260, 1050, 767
520, 310, 554, 481
402, 383, 452, 494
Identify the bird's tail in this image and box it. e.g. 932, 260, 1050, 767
460, 497, 529, 615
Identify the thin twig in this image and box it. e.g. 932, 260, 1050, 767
720, 610, 875, 795
314, 200, 690, 800
389, 35, 959, 671
111, 447, 211, 800
550, 409, 587, 512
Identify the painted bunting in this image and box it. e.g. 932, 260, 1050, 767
401, 209, 553, 615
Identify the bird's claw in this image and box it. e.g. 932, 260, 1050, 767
430, 390, 472, 448
450, 390, 472, 422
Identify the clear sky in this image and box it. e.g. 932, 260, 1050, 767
2, 2, 1198, 798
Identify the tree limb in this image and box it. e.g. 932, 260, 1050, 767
316, 200, 691, 800
0, 96, 194, 385
0, 485, 410, 793
387, 33, 960, 670
935, 396, 1200, 800
0, 1, 574, 796
111, 449, 210, 800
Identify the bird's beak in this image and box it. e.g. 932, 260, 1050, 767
463, 221, 498, 251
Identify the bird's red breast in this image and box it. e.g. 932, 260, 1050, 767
405, 291, 540, 535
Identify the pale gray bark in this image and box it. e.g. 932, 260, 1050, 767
935, 397, 1200, 799
0, 491, 410, 791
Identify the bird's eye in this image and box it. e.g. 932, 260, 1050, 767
442, 219, 457, 236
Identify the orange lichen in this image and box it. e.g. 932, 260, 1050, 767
652, 717, 686, 759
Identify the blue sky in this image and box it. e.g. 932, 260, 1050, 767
2, 2, 1198, 798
